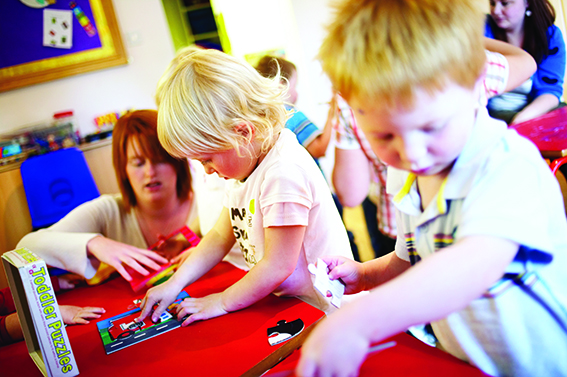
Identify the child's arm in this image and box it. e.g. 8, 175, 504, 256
59, 305, 105, 325
510, 93, 560, 124
297, 235, 518, 377
305, 98, 336, 159
331, 94, 372, 207
484, 37, 537, 92
333, 148, 372, 207
1, 313, 23, 346
1, 305, 105, 347
322, 251, 410, 293
137, 208, 236, 323
174, 225, 306, 326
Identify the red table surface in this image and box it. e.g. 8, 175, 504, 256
1, 262, 324, 377
510, 106, 567, 154
265, 332, 488, 377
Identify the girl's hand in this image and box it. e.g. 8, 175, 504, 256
59, 305, 105, 325
321, 256, 366, 294
175, 293, 228, 326
296, 310, 370, 377
87, 236, 168, 281
137, 280, 182, 323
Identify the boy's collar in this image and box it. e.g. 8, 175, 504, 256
390, 107, 508, 216
442, 107, 507, 199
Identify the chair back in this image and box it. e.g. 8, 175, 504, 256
20, 147, 100, 230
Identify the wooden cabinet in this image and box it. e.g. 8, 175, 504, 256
0, 140, 118, 289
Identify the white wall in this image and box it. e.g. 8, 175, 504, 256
288, 0, 335, 177
0, 0, 176, 137
215, 0, 335, 175
0, 0, 336, 150
215, 0, 333, 127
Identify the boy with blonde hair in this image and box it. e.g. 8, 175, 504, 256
297, 0, 567, 376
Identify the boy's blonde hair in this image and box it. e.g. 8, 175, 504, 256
319, 0, 486, 107
157, 49, 288, 158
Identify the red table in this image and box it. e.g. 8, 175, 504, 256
510, 106, 567, 174
264, 332, 488, 377
1, 262, 324, 377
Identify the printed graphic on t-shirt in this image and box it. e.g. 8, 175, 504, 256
231, 206, 257, 265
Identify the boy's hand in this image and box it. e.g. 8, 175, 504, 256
137, 280, 182, 323
59, 305, 105, 325
175, 293, 228, 326
321, 256, 366, 294
296, 309, 370, 377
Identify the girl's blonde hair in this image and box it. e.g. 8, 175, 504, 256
319, 0, 486, 107
157, 48, 288, 158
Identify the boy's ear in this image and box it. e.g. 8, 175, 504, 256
234, 122, 255, 141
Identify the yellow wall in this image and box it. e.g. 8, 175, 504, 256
551, 0, 566, 34
547, 0, 566, 93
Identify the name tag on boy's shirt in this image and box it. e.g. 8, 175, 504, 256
308, 258, 345, 308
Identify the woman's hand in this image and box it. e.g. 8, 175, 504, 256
87, 236, 168, 281
175, 293, 228, 326
321, 256, 366, 294
59, 305, 105, 325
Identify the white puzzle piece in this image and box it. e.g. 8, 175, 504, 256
308, 258, 345, 308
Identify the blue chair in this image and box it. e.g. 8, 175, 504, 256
20, 147, 100, 230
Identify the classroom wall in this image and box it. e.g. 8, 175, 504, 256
211, 0, 333, 129
0, 0, 337, 175
214, 0, 335, 174
0, 0, 176, 137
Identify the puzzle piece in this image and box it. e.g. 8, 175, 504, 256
267, 319, 304, 346
308, 258, 345, 308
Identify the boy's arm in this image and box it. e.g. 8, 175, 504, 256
331, 93, 374, 207
484, 37, 537, 92
332, 148, 372, 207
176, 225, 305, 325
138, 208, 236, 322
298, 235, 518, 377
306, 100, 336, 159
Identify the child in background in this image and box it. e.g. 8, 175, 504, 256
297, 0, 567, 376
256, 56, 360, 261
255, 56, 333, 160
137, 49, 354, 324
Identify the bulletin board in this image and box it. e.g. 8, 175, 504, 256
0, 0, 127, 92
